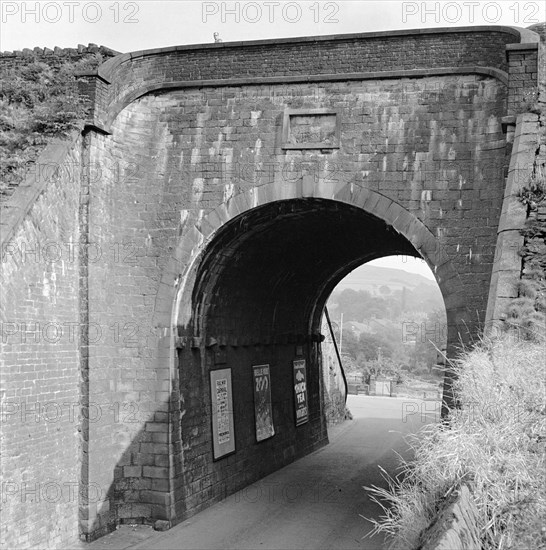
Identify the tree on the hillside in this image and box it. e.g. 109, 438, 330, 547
331, 288, 389, 322
358, 332, 395, 361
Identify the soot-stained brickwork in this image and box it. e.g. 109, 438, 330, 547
0, 26, 541, 549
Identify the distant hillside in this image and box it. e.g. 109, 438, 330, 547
335, 265, 437, 293
329, 265, 444, 318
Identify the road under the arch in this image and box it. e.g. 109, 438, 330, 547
82, 395, 439, 550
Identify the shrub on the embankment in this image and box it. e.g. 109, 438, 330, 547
365, 336, 546, 550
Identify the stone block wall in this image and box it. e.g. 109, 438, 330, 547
506, 44, 540, 115
0, 44, 118, 71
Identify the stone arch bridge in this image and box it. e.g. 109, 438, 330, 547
0, 25, 542, 548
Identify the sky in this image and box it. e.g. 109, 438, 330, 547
1, 1, 542, 281
366, 256, 435, 280
1, 0, 544, 52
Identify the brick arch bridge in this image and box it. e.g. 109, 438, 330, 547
0, 25, 542, 547
162, 185, 466, 500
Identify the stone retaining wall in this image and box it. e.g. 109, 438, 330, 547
419, 485, 481, 550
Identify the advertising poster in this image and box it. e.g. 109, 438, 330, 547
252, 364, 275, 442
210, 368, 235, 459
293, 360, 309, 426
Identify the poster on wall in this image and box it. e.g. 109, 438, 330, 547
252, 364, 275, 442
293, 360, 309, 426
210, 368, 235, 459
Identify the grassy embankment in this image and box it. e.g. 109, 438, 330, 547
0, 56, 101, 198
365, 336, 545, 550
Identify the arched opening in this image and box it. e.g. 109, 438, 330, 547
325, 256, 447, 405
188, 199, 418, 342
172, 198, 459, 518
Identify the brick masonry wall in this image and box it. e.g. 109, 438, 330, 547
173, 342, 326, 521
78, 114, 179, 537
0, 136, 84, 549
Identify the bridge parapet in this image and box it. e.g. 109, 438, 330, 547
76, 26, 538, 133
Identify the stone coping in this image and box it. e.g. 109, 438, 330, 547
96, 25, 538, 81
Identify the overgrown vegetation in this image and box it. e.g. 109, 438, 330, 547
365, 336, 546, 550
0, 55, 102, 197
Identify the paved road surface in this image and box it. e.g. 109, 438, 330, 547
84, 395, 439, 550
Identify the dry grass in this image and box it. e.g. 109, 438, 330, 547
364, 334, 546, 550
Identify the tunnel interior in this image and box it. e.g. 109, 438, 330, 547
174, 198, 437, 515
189, 198, 420, 342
